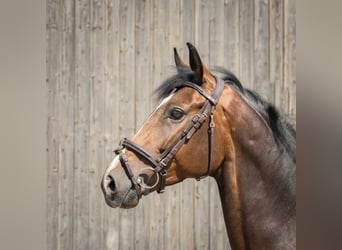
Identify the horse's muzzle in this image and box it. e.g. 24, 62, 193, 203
101, 172, 140, 209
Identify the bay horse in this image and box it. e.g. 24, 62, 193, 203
101, 43, 296, 249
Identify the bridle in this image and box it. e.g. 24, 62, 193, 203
114, 77, 224, 195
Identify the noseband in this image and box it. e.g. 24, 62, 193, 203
114, 77, 224, 194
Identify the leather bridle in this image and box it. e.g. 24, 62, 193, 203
114, 77, 224, 195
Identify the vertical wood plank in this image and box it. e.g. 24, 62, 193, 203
181, 0, 195, 51
179, 179, 195, 250
194, 178, 211, 250
88, 1, 105, 249
134, 0, 152, 249
47, 1, 61, 249
73, 0, 91, 249
58, 1, 75, 249
270, 0, 284, 112
118, 1, 136, 249
209, 0, 225, 67
103, 0, 120, 249
239, 0, 254, 89
284, 0, 296, 124
195, 0, 210, 62
254, 0, 272, 101
224, 0, 240, 75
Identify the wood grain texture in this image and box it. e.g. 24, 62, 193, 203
47, 1, 296, 249
103, 1, 120, 249
73, 1, 91, 249
118, 1, 136, 249
239, 0, 255, 89
47, 1, 60, 249
88, 1, 106, 249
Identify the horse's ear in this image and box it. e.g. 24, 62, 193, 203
187, 42, 203, 81
174, 48, 188, 69
186, 42, 214, 85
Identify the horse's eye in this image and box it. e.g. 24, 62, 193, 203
169, 108, 185, 121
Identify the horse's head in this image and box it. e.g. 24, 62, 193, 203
101, 43, 227, 208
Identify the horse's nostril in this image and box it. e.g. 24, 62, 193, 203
106, 175, 116, 193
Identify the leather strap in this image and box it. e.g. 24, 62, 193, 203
121, 139, 160, 167
118, 153, 142, 198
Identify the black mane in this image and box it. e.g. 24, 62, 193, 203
155, 67, 296, 163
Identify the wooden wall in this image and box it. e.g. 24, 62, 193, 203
46, 0, 295, 249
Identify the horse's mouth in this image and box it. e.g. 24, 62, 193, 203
104, 188, 140, 209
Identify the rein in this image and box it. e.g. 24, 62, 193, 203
114, 77, 224, 194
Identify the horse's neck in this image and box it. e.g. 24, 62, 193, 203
216, 95, 296, 249
217, 155, 296, 249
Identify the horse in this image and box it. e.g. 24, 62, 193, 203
101, 43, 296, 249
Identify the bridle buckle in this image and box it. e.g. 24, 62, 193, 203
157, 169, 167, 193
160, 158, 168, 168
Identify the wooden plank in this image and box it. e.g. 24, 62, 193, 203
194, 178, 210, 250
270, 0, 284, 112
164, 185, 181, 250
46, 1, 61, 249
195, 0, 210, 62
118, 1, 136, 249
73, 0, 91, 249
103, 0, 120, 249
209, 0, 225, 67
179, 179, 196, 250
284, 0, 296, 123
181, 0, 195, 52
254, 0, 272, 102
88, 1, 106, 249
239, 0, 254, 89
224, 0, 240, 75
134, 0, 152, 249
57, 1, 75, 249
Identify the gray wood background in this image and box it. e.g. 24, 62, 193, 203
46, 0, 295, 249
